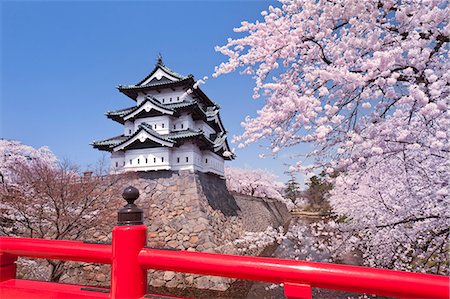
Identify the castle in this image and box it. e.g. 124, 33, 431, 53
92, 57, 234, 176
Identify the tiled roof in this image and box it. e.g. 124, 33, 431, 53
135, 58, 188, 86
118, 76, 194, 91
106, 97, 213, 125
164, 100, 198, 109
139, 123, 203, 141
106, 106, 135, 117
166, 129, 205, 140
91, 135, 127, 148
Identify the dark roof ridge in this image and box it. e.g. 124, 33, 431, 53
121, 97, 175, 120
134, 57, 188, 86
106, 106, 135, 116
112, 124, 174, 150
118, 76, 194, 91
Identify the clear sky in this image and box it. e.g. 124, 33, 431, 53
1, 0, 306, 184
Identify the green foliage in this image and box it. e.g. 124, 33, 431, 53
284, 173, 301, 203
304, 171, 333, 211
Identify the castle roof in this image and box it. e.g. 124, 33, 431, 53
116, 58, 216, 107
91, 123, 234, 160
106, 96, 225, 132
136, 56, 188, 85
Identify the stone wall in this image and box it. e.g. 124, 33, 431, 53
233, 193, 291, 232
31, 170, 290, 291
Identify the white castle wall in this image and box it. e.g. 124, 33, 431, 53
110, 144, 225, 176
194, 120, 215, 137
124, 121, 134, 136
172, 113, 194, 131
134, 116, 171, 134
136, 89, 193, 106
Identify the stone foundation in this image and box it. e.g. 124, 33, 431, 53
19, 170, 290, 291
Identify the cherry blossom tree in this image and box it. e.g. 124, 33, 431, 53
215, 0, 449, 274
224, 167, 293, 208
0, 140, 128, 281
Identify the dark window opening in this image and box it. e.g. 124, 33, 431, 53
153, 157, 156, 163
115, 162, 118, 167
129, 160, 132, 165
205, 159, 208, 164
186, 157, 189, 163
129, 129, 132, 134
137, 159, 140, 164
162, 123, 165, 128
177, 157, 180, 163
173, 124, 176, 129
181, 124, 184, 129
145, 158, 148, 164
161, 157, 164, 163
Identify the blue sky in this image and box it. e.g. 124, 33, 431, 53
1, 0, 305, 184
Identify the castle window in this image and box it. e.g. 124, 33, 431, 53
177, 96, 179, 101
162, 123, 164, 128
129, 129, 132, 134
154, 124, 157, 129
186, 157, 189, 163
177, 157, 180, 163
129, 159, 132, 165
162, 98, 165, 103
115, 162, 119, 167
137, 158, 140, 164
161, 157, 164, 163
145, 158, 148, 164
170, 98, 172, 102
181, 124, 184, 129
205, 158, 208, 164
173, 124, 176, 129
154, 157, 156, 163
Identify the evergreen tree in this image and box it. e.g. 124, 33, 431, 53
284, 173, 301, 204
304, 171, 332, 209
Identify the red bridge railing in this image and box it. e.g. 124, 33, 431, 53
1, 186, 449, 299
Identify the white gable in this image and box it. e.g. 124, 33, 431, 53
140, 68, 179, 86
124, 101, 174, 121
113, 130, 174, 152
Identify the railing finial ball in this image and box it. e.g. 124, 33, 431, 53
118, 186, 143, 226
122, 185, 140, 204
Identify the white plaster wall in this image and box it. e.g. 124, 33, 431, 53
170, 142, 200, 172
134, 116, 171, 134
144, 89, 195, 105
136, 92, 146, 105
202, 151, 225, 175
172, 113, 194, 131
109, 145, 225, 175
110, 151, 125, 172
124, 121, 134, 136
124, 148, 171, 171
194, 120, 215, 136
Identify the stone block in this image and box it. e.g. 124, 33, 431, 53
163, 271, 176, 281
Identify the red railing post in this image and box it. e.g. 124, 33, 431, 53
284, 283, 312, 299
0, 253, 17, 282
110, 186, 147, 299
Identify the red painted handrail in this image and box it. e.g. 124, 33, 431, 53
1, 186, 449, 299
1, 235, 448, 299
0, 237, 112, 264
138, 248, 449, 299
